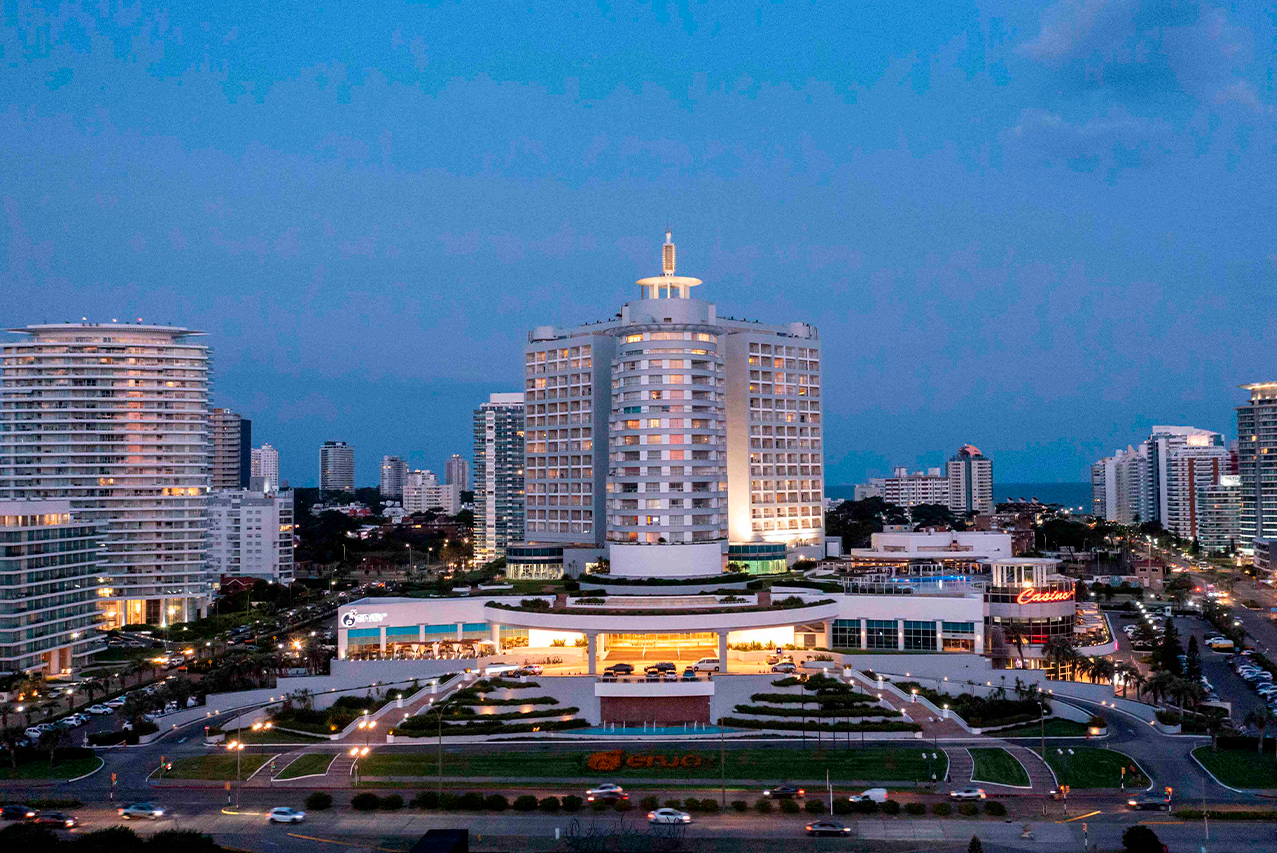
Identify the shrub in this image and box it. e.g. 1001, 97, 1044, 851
754, 799, 773, 814
459, 792, 484, 810
539, 796, 561, 812
699, 798, 719, 814
804, 799, 825, 815
1087, 715, 1107, 728
1155, 710, 1182, 725
591, 800, 608, 812
561, 795, 583, 813
411, 791, 438, 809
640, 795, 660, 811
664, 799, 682, 810
615, 799, 632, 812
0, 825, 60, 846
853, 799, 879, 815
881, 799, 901, 815
484, 794, 508, 811
380, 794, 404, 811
513, 794, 538, 812
832, 798, 853, 815
305, 792, 333, 811
731, 800, 749, 813
969, 835, 984, 853
933, 802, 952, 816
439, 793, 462, 810
683, 798, 700, 813
779, 798, 801, 814
958, 803, 978, 816
1122, 825, 1162, 853
984, 801, 1006, 817
351, 793, 379, 811
904, 802, 926, 815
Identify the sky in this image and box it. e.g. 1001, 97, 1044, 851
3, 1, 1274, 487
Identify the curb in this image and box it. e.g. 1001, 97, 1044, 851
1188, 746, 1251, 796
66, 757, 106, 783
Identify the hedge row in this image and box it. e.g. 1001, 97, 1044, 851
732, 704, 900, 719
719, 716, 921, 733
451, 695, 559, 706
749, 692, 876, 706
393, 716, 589, 737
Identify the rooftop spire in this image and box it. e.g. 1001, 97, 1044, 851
662, 229, 676, 276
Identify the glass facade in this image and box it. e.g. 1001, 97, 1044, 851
865, 619, 897, 650
727, 543, 787, 575
903, 620, 936, 651
831, 618, 861, 649
506, 544, 565, 580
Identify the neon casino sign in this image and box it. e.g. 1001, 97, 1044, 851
1015, 587, 1074, 605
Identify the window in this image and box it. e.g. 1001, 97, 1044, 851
865, 619, 897, 650
903, 620, 936, 651
832, 619, 860, 649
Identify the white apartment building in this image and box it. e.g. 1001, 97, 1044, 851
473, 393, 525, 563
446, 454, 470, 491
1165, 441, 1231, 540
380, 455, 408, 499
881, 467, 948, 508
947, 444, 993, 515
1197, 475, 1241, 554
520, 231, 822, 579
251, 443, 280, 489
1238, 383, 1277, 554
0, 322, 213, 627
403, 470, 461, 515
1147, 426, 1223, 528
320, 440, 355, 492
207, 485, 295, 583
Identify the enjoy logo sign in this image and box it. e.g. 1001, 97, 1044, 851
340, 609, 388, 628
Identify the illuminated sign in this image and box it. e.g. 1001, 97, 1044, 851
340, 609, 388, 628
1015, 588, 1074, 605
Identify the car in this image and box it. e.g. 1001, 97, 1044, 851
105, 698, 126, 708
849, 788, 889, 804
1127, 794, 1170, 811
681, 668, 698, 680
118, 802, 164, 820
604, 663, 634, 675
267, 807, 306, 824
949, 787, 987, 801
587, 789, 629, 804
0, 805, 35, 821
763, 783, 805, 799
771, 662, 797, 673
23, 727, 43, 740
32, 812, 77, 828
692, 657, 721, 672
600, 672, 618, 682
86, 704, 113, 715
522, 664, 543, 675
586, 783, 625, 797
647, 807, 691, 825
806, 820, 852, 837
644, 662, 677, 675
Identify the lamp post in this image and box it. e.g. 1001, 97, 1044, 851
226, 739, 245, 807
349, 745, 370, 786
1036, 693, 1047, 816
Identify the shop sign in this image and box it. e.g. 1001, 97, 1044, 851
585, 749, 705, 772
340, 609, 388, 628
1015, 588, 1074, 605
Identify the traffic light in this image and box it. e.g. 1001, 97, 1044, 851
111, 773, 117, 783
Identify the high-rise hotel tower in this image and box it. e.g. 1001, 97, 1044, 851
520, 232, 822, 578
0, 323, 212, 627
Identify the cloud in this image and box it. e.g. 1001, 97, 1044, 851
1019, 1, 1268, 113
1005, 107, 1174, 175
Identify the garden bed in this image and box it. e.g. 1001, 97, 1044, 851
969, 748, 1030, 787
1032, 746, 1148, 789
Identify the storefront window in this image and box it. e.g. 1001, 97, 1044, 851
903, 620, 936, 651
832, 619, 861, 649
865, 619, 897, 650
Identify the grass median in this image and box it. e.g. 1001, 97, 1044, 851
0, 756, 101, 781
1031, 746, 1148, 789
162, 754, 272, 781
969, 748, 1030, 787
1192, 746, 1277, 789
360, 746, 948, 785
219, 726, 329, 745
277, 752, 336, 779
994, 719, 1090, 738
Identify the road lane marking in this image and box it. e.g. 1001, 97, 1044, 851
1139, 820, 1184, 825
286, 832, 405, 851
1059, 810, 1101, 823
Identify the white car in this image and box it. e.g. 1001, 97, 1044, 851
267, 807, 305, 824
586, 783, 624, 797
105, 698, 126, 709
647, 807, 691, 825
86, 704, 114, 715
24, 727, 43, 740
949, 787, 987, 800
692, 657, 721, 672
849, 788, 889, 804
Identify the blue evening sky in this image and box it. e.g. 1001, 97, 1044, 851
3, 1, 1273, 487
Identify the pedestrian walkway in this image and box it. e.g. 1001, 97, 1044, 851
1001, 743, 1057, 794
268, 749, 309, 781
947, 747, 974, 784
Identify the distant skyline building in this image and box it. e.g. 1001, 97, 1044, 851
206, 482, 294, 583
1091, 444, 1152, 524
1197, 475, 1241, 554
947, 444, 993, 515
446, 454, 470, 491
881, 467, 948, 509
1164, 439, 1230, 541
319, 440, 355, 492
0, 322, 213, 627
1147, 426, 1223, 528
251, 443, 280, 489
211, 408, 250, 490
0, 500, 105, 675
380, 455, 408, 499
473, 393, 525, 564
402, 469, 460, 514
1238, 383, 1277, 554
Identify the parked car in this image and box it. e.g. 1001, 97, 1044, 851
522, 664, 543, 675
771, 661, 797, 673
849, 788, 889, 804
86, 704, 113, 716
647, 808, 691, 825
267, 807, 306, 824
1127, 794, 1170, 811
604, 663, 634, 675
681, 668, 698, 680
644, 662, 677, 675
0, 805, 35, 821
692, 657, 721, 672
33, 812, 77, 828
105, 698, 126, 709
118, 803, 164, 820
805, 820, 851, 837
949, 787, 987, 801
762, 783, 805, 799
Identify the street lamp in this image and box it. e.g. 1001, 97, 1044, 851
357, 713, 377, 748
349, 745, 370, 786
226, 739, 246, 807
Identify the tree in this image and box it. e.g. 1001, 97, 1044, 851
1144, 672, 1176, 707
1122, 824, 1162, 853
1244, 708, 1275, 754
1089, 657, 1116, 685
1185, 636, 1202, 683
1114, 663, 1139, 698
968, 835, 983, 853
1198, 706, 1229, 752
72, 826, 147, 852
1041, 635, 1077, 679
910, 503, 960, 530
1156, 619, 1184, 675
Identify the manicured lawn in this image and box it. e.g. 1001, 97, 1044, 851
221, 726, 328, 744
0, 757, 101, 780
162, 754, 272, 781
1032, 747, 1149, 789
969, 748, 1030, 787
1193, 747, 1277, 789
361, 746, 948, 784
277, 752, 336, 779
994, 719, 1090, 738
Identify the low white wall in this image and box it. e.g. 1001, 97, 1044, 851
580, 579, 752, 595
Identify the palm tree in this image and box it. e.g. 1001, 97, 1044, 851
1090, 657, 1116, 686
1144, 671, 1177, 707
1129, 670, 1147, 702
1198, 706, 1229, 752
1041, 636, 1076, 680
1244, 709, 1275, 754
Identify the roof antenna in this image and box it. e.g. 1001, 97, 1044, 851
662, 226, 675, 276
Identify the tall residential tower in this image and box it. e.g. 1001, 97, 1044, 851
319, 441, 355, 492
473, 394, 525, 563
1238, 383, 1277, 555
